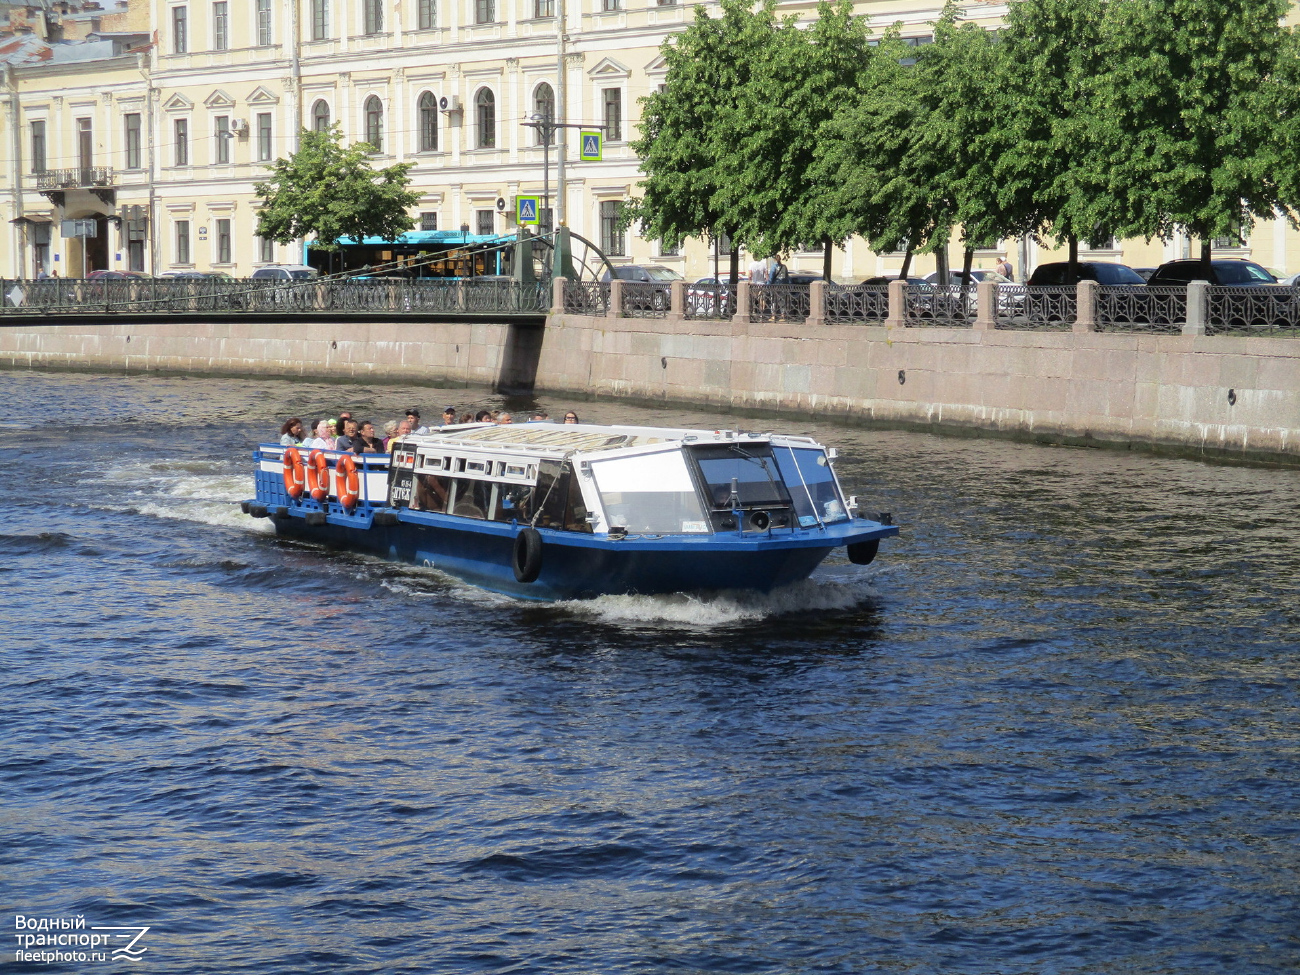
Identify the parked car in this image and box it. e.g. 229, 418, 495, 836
860, 275, 929, 287
85, 269, 150, 279
687, 275, 733, 316
251, 264, 319, 281
1026, 261, 1147, 286
922, 269, 1009, 286
1133, 267, 1158, 281
600, 264, 683, 311
1146, 259, 1279, 287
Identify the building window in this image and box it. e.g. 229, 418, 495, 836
602, 0, 620, 10
256, 0, 272, 44
212, 2, 228, 50
601, 200, 625, 256
656, 0, 675, 5
364, 96, 383, 152
174, 118, 189, 166
311, 0, 328, 38
176, 220, 191, 264
77, 117, 93, 171
420, 212, 438, 231
603, 88, 622, 142
476, 209, 495, 236
533, 0, 553, 16
475, 0, 494, 24
533, 84, 554, 144
216, 218, 232, 263
312, 100, 331, 132
363, 0, 383, 33
659, 238, 679, 257
215, 116, 230, 163
257, 113, 273, 161
128, 239, 145, 272
475, 88, 495, 148
172, 5, 188, 53
33, 223, 51, 273
418, 93, 438, 151
30, 121, 47, 173
124, 114, 142, 169
418, 0, 436, 28
258, 236, 274, 262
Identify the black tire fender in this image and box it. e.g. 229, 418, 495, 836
512, 527, 544, 583
847, 539, 879, 566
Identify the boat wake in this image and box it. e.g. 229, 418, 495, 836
555, 565, 890, 628
84, 459, 272, 533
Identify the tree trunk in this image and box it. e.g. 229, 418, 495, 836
961, 246, 975, 313
899, 245, 914, 280
728, 245, 740, 292
1201, 237, 1213, 272
822, 237, 832, 282
1067, 235, 1079, 285
935, 245, 950, 288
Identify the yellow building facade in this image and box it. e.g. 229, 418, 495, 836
1, 0, 1297, 282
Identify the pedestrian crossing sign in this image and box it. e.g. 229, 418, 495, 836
516, 195, 540, 225
580, 130, 603, 162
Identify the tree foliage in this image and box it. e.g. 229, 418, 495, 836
254, 125, 420, 252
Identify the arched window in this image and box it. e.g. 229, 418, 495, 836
311, 99, 331, 133
475, 87, 495, 149
364, 95, 383, 152
533, 83, 554, 146
418, 92, 438, 152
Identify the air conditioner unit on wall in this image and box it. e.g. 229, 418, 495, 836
230, 118, 250, 136
438, 95, 461, 114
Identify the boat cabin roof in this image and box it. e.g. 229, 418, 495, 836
400, 422, 817, 462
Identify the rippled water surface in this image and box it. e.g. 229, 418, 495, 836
2, 369, 1298, 974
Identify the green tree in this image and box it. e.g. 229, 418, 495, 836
1090, 0, 1292, 267
626, 0, 777, 287
719, 0, 872, 279
254, 125, 420, 253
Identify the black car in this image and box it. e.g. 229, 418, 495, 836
600, 264, 684, 312
1027, 261, 1147, 286
1146, 259, 1279, 287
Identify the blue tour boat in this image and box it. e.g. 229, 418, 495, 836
244, 422, 898, 600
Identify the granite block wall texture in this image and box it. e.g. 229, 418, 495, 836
2, 314, 1297, 461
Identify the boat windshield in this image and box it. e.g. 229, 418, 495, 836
772, 446, 848, 526
691, 444, 791, 508
590, 449, 708, 534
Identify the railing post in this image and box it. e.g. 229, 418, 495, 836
886, 279, 907, 328
608, 279, 624, 319
668, 280, 685, 323
1075, 279, 1098, 332
1184, 280, 1208, 336
732, 280, 752, 325
551, 276, 567, 315
974, 280, 998, 330
806, 279, 826, 327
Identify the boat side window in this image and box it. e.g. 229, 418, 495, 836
773, 446, 848, 526
413, 472, 449, 512
493, 481, 532, 523
449, 478, 490, 519
590, 450, 708, 534
529, 461, 570, 528
564, 474, 593, 533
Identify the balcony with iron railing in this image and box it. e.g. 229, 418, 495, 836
35, 167, 115, 190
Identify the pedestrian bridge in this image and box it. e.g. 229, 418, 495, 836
0, 276, 552, 324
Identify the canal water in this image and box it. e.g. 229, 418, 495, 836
2, 369, 1297, 975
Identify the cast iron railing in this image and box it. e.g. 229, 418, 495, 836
684, 282, 735, 320
826, 284, 889, 324
750, 283, 810, 323
562, 280, 609, 316
906, 283, 975, 327
621, 281, 671, 318
1207, 286, 1300, 335
996, 284, 1076, 330
1096, 286, 1186, 333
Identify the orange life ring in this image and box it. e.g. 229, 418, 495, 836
306, 449, 330, 502
336, 454, 361, 510
282, 447, 306, 499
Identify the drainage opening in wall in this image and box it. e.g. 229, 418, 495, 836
661, 356, 668, 369
1228, 388, 1237, 406
898, 369, 906, 385
331, 340, 337, 349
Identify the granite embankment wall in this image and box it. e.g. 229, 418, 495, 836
535, 312, 1300, 464
2, 310, 1298, 463
0, 317, 544, 390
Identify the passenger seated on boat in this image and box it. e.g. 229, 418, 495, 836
354, 421, 385, 453
335, 418, 359, 452
306, 419, 336, 449
563, 411, 579, 424
497, 412, 514, 424
475, 410, 493, 422
441, 407, 457, 426
279, 417, 305, 446
405, 408, 429, 435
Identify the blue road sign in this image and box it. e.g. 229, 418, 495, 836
516, 196, 540, 225
580, 131, 603, 162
